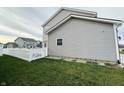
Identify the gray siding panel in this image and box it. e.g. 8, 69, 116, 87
44, 9, 97, 32
48, 18, 117, 61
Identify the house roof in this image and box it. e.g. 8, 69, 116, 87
0, 43, 3, 45
5, 42, 18, 46
45, 14, 123, 34
16, 37, 37, 42
42, 7, 97, 27
6, 42, 15, 44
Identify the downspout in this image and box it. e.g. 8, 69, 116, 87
114, 24, 121, 64
116, 27, 121, 64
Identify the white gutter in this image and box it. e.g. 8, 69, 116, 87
113, 24, 123, 64
113, 24, 120, 63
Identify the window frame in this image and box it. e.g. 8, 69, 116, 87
57, 39, 63, 46
44, 43, 46, 47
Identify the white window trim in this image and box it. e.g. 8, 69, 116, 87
56, 38, 63, 46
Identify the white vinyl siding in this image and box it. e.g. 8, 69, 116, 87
48, 18, 117, 62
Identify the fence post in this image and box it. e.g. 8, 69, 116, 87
45, 48, 48, 57
29, 49, 32, 62
0, 44, 3, 56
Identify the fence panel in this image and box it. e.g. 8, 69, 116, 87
0, 44, 3, 56
3, 48, 48, 61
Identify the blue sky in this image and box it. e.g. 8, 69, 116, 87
0, 7, 124, 44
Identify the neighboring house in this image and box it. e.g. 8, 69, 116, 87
15, 37, 38, 49
42, 7, 123, 63
36, 41, 42, 48
4, 42, 18, 48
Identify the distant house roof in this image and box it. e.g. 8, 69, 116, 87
6, 42, 17, 45
16, 37, 37, 42
4, 42, 18, 48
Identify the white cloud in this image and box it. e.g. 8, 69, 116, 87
0, 7, 124, 44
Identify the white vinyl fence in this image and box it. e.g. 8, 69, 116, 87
0, 44, 3, 56
3, 48, 48, 61
121, 54, 124, 63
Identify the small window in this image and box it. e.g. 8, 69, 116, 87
57, 39, 62, 46
44, 43, 46, 47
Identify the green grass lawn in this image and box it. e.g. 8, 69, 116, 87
1, 55, 124, 86
120, 51, 124, 54
120, 48, 124, 54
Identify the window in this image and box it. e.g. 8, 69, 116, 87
44, 43, 46, 47
57, 39, 62, 46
